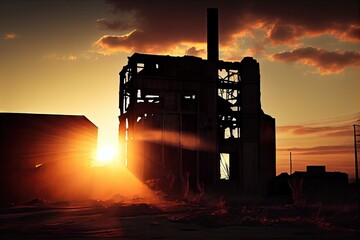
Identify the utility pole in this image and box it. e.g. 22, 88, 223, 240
353, 125, 359, 185
353, 124, 360, 224
290, 152, 292, 175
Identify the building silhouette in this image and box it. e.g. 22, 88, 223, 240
0, 113, 97, 202
119, 9, 275, 196
292, 166, 348, 198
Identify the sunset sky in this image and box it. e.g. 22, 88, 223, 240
0, 0, 359, 179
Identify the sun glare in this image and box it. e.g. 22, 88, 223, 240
94, 144, 118, 166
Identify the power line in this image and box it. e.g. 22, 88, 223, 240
281, 112, 360, 127
290, 152, 292, 175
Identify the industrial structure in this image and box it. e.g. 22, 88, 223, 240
0, 113, 98, 202
118, 9, 275, 196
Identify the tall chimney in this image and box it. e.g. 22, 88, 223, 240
207, 8, 219, 62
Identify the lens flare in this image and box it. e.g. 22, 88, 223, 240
94, 144, 118, 166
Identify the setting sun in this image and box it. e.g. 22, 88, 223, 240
94, 144, 118, 166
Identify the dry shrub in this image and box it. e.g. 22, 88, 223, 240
288, 177, 306, 207
181, 171, 190, 201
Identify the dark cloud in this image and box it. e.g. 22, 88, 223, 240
344, 25, 360, 42
246, 0, 360, 43
272, 47, 360, 74
96, 0, 359, 55
323, 130, 353, 137
96, 18, 133, 31
185, 47, 206, 57
268, 24, 304, 44
277, 124, 353, 137
278, 145, 353, 155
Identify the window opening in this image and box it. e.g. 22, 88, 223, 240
220, 153, 230, 180
137, 63, 144, 73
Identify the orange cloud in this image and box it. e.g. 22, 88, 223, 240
4, 33, 18, 40
42, 53, 98, 62
95, 30, 177, 54
272, 47, 360, 74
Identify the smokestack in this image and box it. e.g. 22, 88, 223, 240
207, 8, 219, 62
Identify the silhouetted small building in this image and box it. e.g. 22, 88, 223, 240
0, 113, 97, 203
118, 9, 275, 196
292, 165, 348, 191
272, 167, 348, 201
293, 165, 348, 184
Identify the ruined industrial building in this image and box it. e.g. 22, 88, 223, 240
118, 9, 275, 197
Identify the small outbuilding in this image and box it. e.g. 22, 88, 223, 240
0, 113, 98, 203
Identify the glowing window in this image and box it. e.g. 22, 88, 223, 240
220, 153, 230, 180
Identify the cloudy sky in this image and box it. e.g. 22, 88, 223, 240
0, 0, 359, 178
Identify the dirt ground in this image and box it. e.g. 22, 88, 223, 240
0, 196, 359, 240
